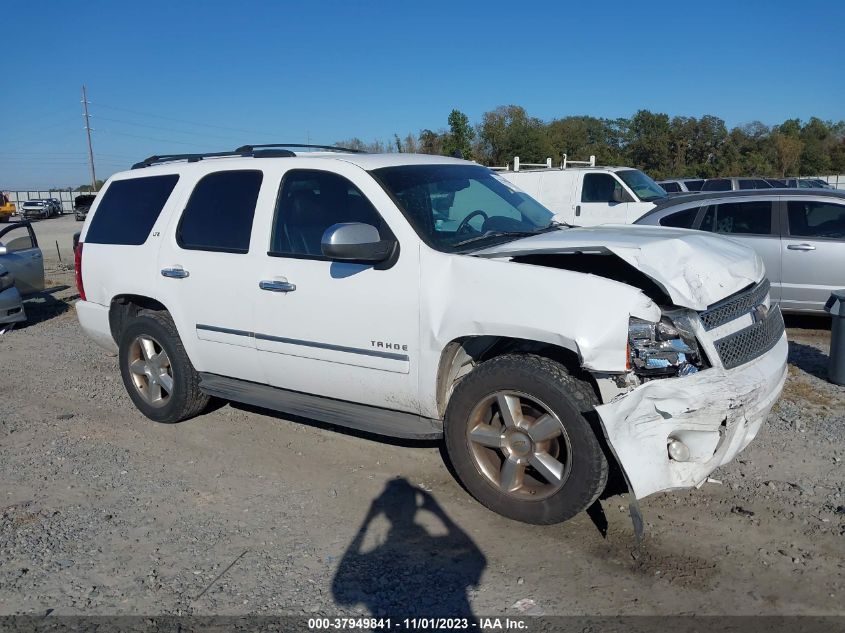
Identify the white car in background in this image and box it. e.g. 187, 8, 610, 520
495, 157, 668, 226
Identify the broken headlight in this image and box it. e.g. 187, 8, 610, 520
628, 316, 702, 378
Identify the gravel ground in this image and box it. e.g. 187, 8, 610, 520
0, 235, 843, 617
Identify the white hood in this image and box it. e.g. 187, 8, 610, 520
475, 225, 764, 310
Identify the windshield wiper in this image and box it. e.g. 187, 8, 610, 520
453, 221, 567, 249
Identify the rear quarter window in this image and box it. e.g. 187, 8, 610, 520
85, 175, 179, 245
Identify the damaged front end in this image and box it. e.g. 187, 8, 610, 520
627, 312, 703, 378
596, 282, 788, 500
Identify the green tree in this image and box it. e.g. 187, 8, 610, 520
418, 129, 446, 155
799, 117, 832, 175
77, 179, 105, 192
443, 109, 475, 160
626, 110, 672, 178
772, 132, 804, 177
478, 105, 547, 166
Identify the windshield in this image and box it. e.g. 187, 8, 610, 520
373, 164, 558, 252
617, 169, 667, 202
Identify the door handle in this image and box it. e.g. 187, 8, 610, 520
786, 243, 816, 251
161, 267, 190, 279
575, 205, 581, 217
259, 280, 296, 292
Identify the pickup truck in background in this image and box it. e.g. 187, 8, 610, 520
496, 156, 668, 226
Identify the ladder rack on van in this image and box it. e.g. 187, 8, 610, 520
492, 154, 597, 172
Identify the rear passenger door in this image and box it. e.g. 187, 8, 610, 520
779, 197, 845, 312
696, 199, 782, 303
155, 169, 268, 383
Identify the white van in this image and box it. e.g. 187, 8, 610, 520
497, 156, 668, 226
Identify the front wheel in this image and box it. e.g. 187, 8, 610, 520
118, 310, 209, 423
444, 354, 608, 524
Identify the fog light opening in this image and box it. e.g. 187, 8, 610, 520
667, 438, 691, 462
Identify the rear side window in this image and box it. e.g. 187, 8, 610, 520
700, 201, 773, 235
702, 179, 732, 191
684, 179, 704, 191
787, 200, 845, 238
177, 170, 263, 253
738, 179, 755, 190
85, 175, 179, 245
659, 207, 699, 228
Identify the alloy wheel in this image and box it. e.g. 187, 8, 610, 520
466, 390, 572, 500
127, 335, 174, 407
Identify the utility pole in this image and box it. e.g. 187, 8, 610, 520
81, 85, 97, 190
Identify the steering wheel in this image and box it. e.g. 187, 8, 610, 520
456, 209, 489, 234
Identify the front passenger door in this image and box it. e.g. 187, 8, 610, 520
253, 168, 421, 414
575, 173, 630, 225
0, 222, 44, 295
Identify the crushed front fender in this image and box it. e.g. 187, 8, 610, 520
595, 333, 788, 500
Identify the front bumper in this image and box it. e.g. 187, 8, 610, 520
0, 286, 26, 324
595, 332, 788, 499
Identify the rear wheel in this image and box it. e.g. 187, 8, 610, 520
118, 310, 209, 423
444, 354, 608, 524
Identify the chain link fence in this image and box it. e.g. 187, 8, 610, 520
4, 190, 92, 214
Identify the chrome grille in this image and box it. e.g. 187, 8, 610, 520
713, 304, 784, 370
699, 279, 770, 331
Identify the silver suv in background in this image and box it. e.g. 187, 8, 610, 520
656, 178, 705, 193
636, 189, 845, 313
701, 177, 777, 192
782, 178, 834, 190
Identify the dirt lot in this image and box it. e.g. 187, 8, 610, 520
1, 216, 843, 617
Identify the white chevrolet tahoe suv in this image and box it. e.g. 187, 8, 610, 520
74, 145, 788, 526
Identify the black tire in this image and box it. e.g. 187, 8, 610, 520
118, 309, 209, 423
444, 354, 608, 525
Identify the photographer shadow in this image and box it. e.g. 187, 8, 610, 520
332, 478, 485, 622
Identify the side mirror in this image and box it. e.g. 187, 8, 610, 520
321, 223, 396, 263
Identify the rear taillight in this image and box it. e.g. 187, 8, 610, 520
74, 242, 86, 301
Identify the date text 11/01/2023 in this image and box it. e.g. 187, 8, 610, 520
307, 617, 528, 629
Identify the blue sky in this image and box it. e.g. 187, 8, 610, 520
3, 0, 843, 189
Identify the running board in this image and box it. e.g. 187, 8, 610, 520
198, 373, 443, 440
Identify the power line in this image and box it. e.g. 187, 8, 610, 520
94, 115, 250, 144
94, 102, 283, 138
98, 129, 211, 148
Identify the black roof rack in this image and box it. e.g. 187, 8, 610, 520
132, 143, 365, 169
235, 143, 367, 154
